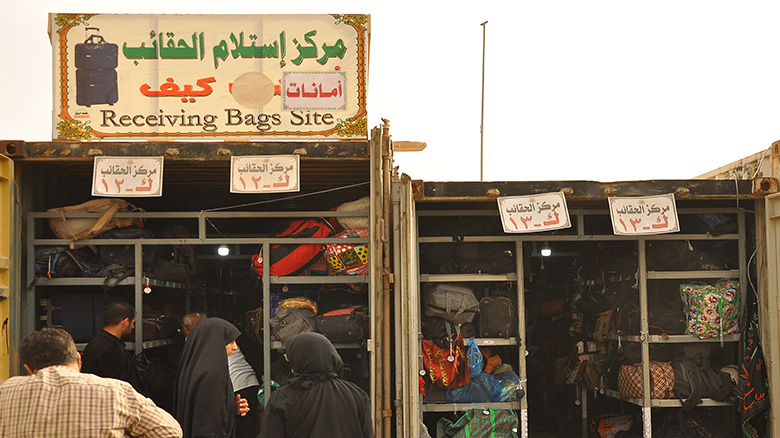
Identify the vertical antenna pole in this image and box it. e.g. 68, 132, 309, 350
480, 21, 488, 182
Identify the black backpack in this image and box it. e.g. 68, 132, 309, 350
672, 360, 734, 410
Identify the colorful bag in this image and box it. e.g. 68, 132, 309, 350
436, 408, 519, 438
680, 280, 740, 339
617, 361, 675, 399
324, 228, 369, 275
251, 218, 334, 277
421, 333, 470, 389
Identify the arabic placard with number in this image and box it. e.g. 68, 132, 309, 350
230, 155, 300, 193
50, 14, 369, 141
497, 192, 572, 233
608, 194, 680, 235
92, 157, 164, 197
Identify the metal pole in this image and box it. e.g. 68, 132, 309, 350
480, 21, 487, 182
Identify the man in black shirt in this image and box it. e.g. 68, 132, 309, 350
81, 301, 150, 397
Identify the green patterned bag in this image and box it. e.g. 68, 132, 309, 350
679, 280, 740, 339
436, 407, 519, 438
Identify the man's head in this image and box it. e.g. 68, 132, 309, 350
19, 328, 80, 374
103, 301, 136, 340
181, 312, 207, 337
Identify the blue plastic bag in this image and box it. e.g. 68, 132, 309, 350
466, 337, 483, 378
445, 372, 502, 403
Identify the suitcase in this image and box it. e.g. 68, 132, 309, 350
75, 34, 118, 70
97, 227, 160, 267
41, 292, 105, 343
76, 69, 118, 107
479, 296, 517, 338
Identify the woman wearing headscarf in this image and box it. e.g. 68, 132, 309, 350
259, 332, 374, 438
174, 317, 248, 438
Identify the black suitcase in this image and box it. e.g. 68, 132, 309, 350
479, 296, 517, 338
97, 227, 159, 267
42, 292, 105, 343
76, 69, 118, 107
75, 34, 118, 70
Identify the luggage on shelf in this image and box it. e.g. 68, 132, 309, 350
269, 307, 316, 344
315, 306, 368, 343
680, 280, 740, 339
479, 296, 517, 338
423, 283, 479, 324
251, 218, 334, 277
97, 227, 160, 267
617, 361, 675, 399
48, 198, 141, 245
35, 246, 102, 278
324, 228, 369, 276
435, 407, 519, 438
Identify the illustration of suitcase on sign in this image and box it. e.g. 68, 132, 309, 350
75, 28, 118, 107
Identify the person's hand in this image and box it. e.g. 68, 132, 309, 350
235, 394, 249, 416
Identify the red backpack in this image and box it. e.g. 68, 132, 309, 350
251, 218, 334, 277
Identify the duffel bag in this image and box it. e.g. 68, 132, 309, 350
48, 199, 142, 246
315, 306, 368, 343
423, 283, 479, 324
96, 227, 159, 267
251, 218, 334, 277
618, 361, 675, 399
479, 296, 517, 338
324, 228, 369, 275
35, 246, 103, 278
269, 307, 316, 344
436, 407, 519, 438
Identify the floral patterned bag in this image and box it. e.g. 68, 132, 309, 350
679, 280, 740, 339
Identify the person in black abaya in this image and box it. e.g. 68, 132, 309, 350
259, 332, 374, 438
174, 317, 249, 438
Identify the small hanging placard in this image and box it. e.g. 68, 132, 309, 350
608, 194, 680, 235
230, 155, 300, 193
497, 191, 571, 233
92, 156, 164, 197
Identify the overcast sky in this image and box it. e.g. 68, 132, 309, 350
2, 1, 778, 182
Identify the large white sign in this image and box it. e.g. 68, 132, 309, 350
51, 14, 369, 141
230, 155, 300, 193
609, 194, 680, 235
92, 156, 163, 197
497, 192, 571, 233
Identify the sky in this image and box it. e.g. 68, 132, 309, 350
2, 1, 779, 182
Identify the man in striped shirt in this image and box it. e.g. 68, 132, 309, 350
0, 328, 182, 438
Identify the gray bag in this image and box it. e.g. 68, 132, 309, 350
424, 283, 479, 324
269, 307, 316, 344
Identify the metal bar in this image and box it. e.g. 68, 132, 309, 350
638, 240, 651, 438
515, 240, 529, 438
261, 242, 271, 408
134, 244, 143, 354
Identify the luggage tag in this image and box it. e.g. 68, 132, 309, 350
143, 276, 152, 294
447, 342, 455, 362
